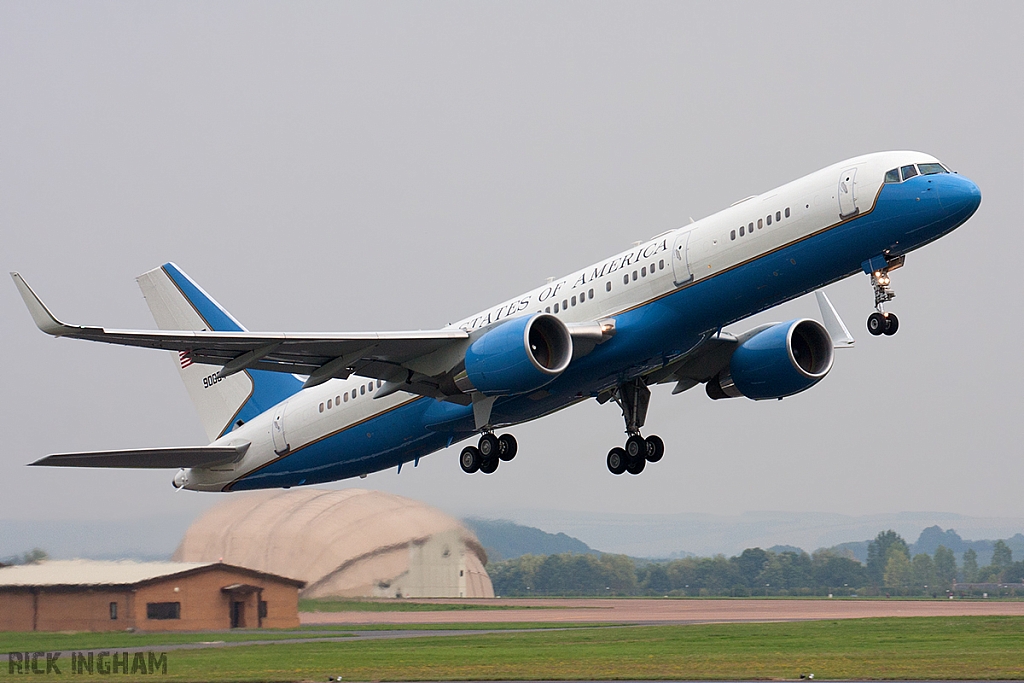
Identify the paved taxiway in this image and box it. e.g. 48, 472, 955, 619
300, 597, 1024, 625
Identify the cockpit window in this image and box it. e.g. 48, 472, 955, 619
918, 163, 948, 175
900, 165, 918, 181
884, 168, 900, 183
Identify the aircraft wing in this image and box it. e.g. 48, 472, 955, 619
12, 272, 470, 391
30, 444, 249, 469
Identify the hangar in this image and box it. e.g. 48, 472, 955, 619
0, 560, 304, 632
173, 488, 494, 598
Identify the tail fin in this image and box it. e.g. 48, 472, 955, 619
137, 263, 302, 442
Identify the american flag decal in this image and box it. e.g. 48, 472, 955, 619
179, 350, 193, 369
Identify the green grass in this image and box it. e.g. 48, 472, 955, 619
299, 598, 554, 612
6, 616, 1024, 681
0, 629, 340, 653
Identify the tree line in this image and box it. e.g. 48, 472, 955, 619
486, 531, 1024, 597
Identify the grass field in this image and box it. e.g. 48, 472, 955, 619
4, 616, 1024, 682
299, 598, 556, 612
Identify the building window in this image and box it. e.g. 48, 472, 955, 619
146, 602, 181, 620
110, 602, 118, 620
258, 601, 268, 619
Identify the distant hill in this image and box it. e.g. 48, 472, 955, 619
463, 518, 596, 562
768, 544, 805, 555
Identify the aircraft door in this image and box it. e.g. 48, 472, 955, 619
838, 167, 859, 218
671, 229, 694, 286
271, 402, 289, 455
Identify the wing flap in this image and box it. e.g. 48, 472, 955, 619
30, 444, 249, 469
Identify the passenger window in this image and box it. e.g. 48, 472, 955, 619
766, 214, 772, 226
900, 165, 918, 181
589, 288, 594, 298
918, 163, 947, 175
749, 222, 754, 232
606, 281, 612, 292
785, 207, 790, 218
360, 385, 365, 395
344, 392, 349, 402
562, 299, 568, 309
641, 266, 647, 277
739, 226, 744, 237
377, 380, 382, 388
776, 211, 781, 221
336, 395, 341, 405
545, 306, 551, 313
659, 260, 664, 270
319, 403, 324, 413
554, 302, 559, 312
571, 295, 577, 306
368, 382, 374, 392
623, 274, 629, 285
631, 271, 637, 281
731, 230, 736, 240
757, 218, 763, 229
884, 168, 900, 183
327, 399, 332, 409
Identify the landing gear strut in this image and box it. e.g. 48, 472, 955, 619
460, 432, 518, 475
606, 378, 665, 476
866, 258, 902, 337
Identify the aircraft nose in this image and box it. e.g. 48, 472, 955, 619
941, 173, 982, 219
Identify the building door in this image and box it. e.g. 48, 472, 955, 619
838, 167, 859, 218
230, 601, 245, 628
671, 229, 694, 286
271, 402, 289, 455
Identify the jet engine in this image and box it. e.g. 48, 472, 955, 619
455, 314, 573, 396
706, 319, 834, 400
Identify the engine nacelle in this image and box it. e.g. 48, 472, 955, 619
706, 319, 834, 401
456, 314, 573, 396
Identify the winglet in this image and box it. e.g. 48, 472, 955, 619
10, 272, 73, 336
815, 290, 855, 348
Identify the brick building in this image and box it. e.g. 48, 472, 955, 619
0, 560, 304, 632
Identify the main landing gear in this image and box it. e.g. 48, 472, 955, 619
606, 378, 665, 476
867, 267, 899, 337
460, 432, 518, 475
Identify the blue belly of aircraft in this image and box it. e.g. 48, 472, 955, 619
229, 177, 976, 491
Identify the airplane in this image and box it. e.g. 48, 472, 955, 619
12, 151, 981, 492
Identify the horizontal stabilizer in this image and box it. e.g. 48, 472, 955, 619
30, 444, 249, 469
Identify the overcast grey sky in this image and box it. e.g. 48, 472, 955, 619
2, 2, 1022, 529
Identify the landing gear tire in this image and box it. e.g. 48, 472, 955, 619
460, 446, 481, 474
478, 433, 500, 459
498, 434, 518, 461
867, 312, 887, 336
479, 451, 499, 474
625, 451, 646, 475
607, 447, 627, 475
883, 312, 899, 336
625, 434, 646, 460
645, 435, 665, 463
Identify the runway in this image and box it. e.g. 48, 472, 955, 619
300, 597, 1024, 626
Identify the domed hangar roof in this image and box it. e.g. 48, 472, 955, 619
172, 488, 493, 599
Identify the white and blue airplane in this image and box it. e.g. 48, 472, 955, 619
13, 151, 981, 492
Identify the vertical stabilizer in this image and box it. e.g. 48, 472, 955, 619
137, 263, 302, 442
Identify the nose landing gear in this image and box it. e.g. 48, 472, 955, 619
866, 260, 901, 336
605, 379, 665, 476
